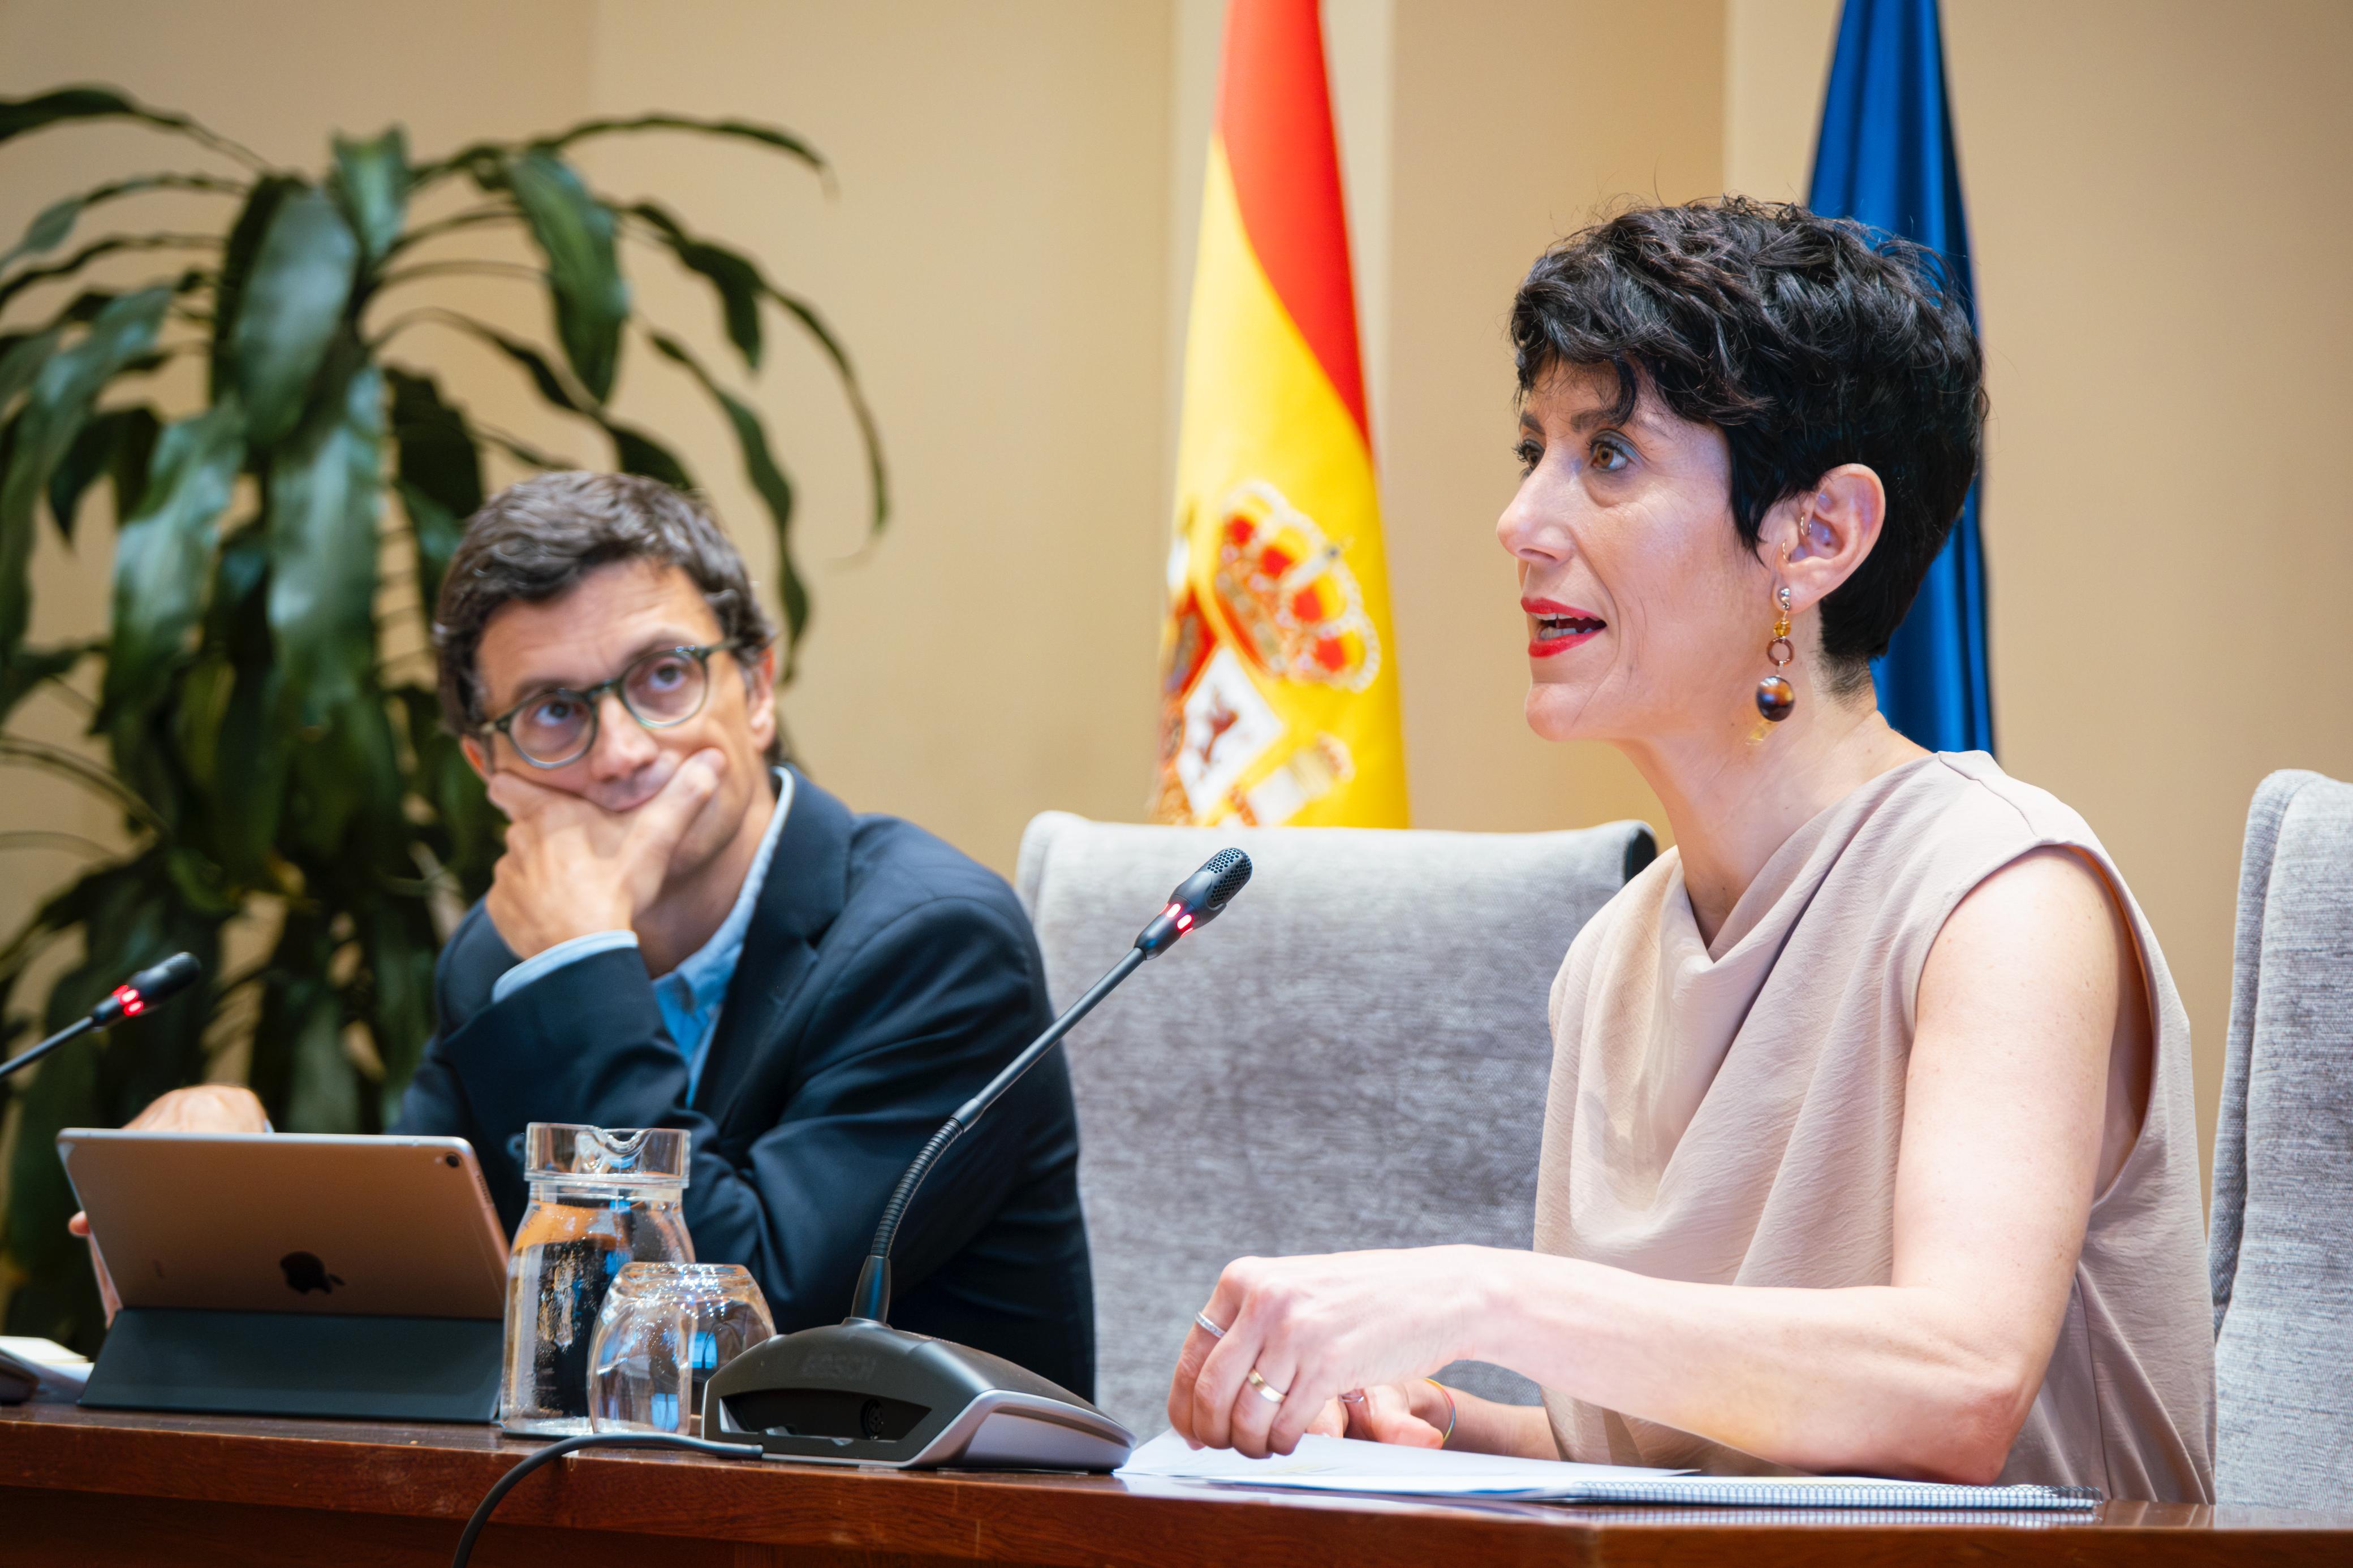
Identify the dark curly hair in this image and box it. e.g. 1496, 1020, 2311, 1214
433, 472, 781, 763
1509, 196, 1984, 684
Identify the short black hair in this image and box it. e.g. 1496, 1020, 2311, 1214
433, 472, 781, 763
1509, 196, 1985, 679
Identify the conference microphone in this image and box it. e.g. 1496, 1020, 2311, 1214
703, 848, 1254, 1470
0, 952, 202, 1083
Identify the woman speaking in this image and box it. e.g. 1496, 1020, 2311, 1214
1163, 198, 2213, 1500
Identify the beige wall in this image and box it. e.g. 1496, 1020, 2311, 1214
1724, 0, 2353, 1181
1385, 0, 1723, 841
6, 1, 2351, 1184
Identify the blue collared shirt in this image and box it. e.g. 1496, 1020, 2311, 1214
490, 768, 794, 1100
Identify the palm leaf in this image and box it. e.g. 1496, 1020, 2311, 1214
0, 640, 93, 729
0, 172, 245, 276
266, 353, 381, 725
393, 685, 499, 896
197, 524, 285, 882
758, 286, 890, 543
498, 150, 627, 403
472, 424, 577, 473
0, 327, 62, 420
361, 901, 438, 1125
413, 311, 689, 489
414, 112, 828, 188
0, 87, 266, 169
0, 232, 217, 317
208, 176, 299, 404
608, 425, 692, 490
0, 288, 170, 662
384, 367, 481, 612
48, 403, 160, 543
627, 202, 766, 368
247, 914, 348, 1132
229, 186, 360, 448
649, 331, 809, 674
627, 200, 888, 540
330, 128, 409, 266
99, 402, 245, 727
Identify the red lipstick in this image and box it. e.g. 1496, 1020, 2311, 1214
1522, 598, 1606, 658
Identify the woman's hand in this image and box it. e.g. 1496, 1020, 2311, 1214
1166, 1246, 1487, 1458
1304, 1381, 1451, 1447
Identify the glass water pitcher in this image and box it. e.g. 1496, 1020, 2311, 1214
499, 1123, 693, 1436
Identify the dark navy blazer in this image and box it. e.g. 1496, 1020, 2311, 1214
391, 770, 1095, 1396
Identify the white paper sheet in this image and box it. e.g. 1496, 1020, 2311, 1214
1117, 1429, 1688, 1498
1116, 1431, 2101, 1510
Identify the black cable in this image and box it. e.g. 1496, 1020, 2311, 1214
450, 1431, 756, 1567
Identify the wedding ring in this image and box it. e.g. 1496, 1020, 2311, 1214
1193, 1311, 1228, 1340
1245, 1369, 1286, 1404
1338, 1389, 1367, 1405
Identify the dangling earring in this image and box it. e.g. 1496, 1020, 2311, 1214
1755, 584, 1795, 724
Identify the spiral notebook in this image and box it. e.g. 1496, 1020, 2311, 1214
1117, 1432, 2102, 1510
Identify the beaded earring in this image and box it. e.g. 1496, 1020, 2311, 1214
1755, 584, 1796, 724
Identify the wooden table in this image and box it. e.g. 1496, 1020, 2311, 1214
6, 1401, 2350, 1566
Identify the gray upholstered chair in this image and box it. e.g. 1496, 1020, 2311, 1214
2209, 770, 2353, 1506
1015, 812, 1656, 1433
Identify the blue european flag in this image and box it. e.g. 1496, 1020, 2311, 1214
1809, 0, 1994, 755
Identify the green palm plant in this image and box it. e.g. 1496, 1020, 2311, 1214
0, 87, 885, 1350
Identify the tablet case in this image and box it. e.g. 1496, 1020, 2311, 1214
81, 1308, 502, 1422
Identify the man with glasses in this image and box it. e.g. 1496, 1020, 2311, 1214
92, 472, 1094, 1396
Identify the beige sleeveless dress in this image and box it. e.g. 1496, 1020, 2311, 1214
1533, 751, 2214, 1502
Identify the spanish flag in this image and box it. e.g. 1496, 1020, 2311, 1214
1151, 0, 1408, 828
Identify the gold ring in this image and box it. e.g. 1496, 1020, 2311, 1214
1244, 1369, 1286, 1405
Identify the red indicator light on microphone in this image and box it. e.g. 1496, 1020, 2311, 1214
113, 984, 143, 1017
1170, 902, 1193, 932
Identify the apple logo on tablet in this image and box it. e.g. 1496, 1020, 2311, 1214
280, 1252, 346, 1295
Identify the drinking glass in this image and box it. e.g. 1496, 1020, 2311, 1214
500, 1124, 695, 1437
589, 1263, 774, 1436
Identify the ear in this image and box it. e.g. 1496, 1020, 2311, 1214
742, 640, 779, 754
1768, 461, 1886, 614
460, 734, 493, 783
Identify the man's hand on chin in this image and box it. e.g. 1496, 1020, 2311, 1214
484, 748, 725, 959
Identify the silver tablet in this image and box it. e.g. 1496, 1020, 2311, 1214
57, 1130, 508, 1320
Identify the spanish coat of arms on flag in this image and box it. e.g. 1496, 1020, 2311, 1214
1152, 0, 1408, 829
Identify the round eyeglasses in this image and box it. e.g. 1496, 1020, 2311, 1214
482, 640, 742, 769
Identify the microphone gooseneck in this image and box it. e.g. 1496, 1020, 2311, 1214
848, 849, 1252, 1325
0, 951, 204, 1083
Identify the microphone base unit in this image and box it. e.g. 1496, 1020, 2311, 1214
701, 1317, 1133, 1470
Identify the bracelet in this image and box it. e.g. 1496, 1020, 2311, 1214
1423, 1378, 1457, 1449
